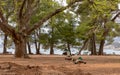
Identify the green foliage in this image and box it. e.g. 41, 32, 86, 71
30, 0, 60, 25
76, 22, 91, 40
0, 0, 119, 51
0, 0, 15, 19
54, 12, 77, 44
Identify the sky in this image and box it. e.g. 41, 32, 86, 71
55, 0, 67, 6
118, 4, 120, 9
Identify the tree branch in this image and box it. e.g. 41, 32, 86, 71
19, 0, 27, 20
19, 0, 40, 33
27, 0, 82, 35
0, 9, 15, 36
0, 22, 15, 35
111, 11, 120, 22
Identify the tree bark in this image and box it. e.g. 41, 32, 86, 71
98, 39, 105, 55
89, 33, 97, 55
3, 34, 8, 54
13, 34, 28, 58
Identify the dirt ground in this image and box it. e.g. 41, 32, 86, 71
0, 55, 119, 75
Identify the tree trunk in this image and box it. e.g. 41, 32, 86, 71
98, 39, 105, 55
27, 42, 32, 54
78, 39, 89, 55
13, 35, 28, 58
3, 34, 8, 54
93, 34, 97, 55
98, 29, 108, 55
50, 43, 54, 55
89, 38, 93, 55
37, 43, 40, 54
35, 40, 41, 54
89, 33, 97, 55
67, 42, 71, 55
98, 17, 109, 55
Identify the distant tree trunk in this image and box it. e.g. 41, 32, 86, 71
89, 38, 93, 55
3, 34, 8, 54
78, 39, 89, 55
34, 40, 41, 54
99, 40, 105, 55
98, 29, 109, 55
67, 42, 71, 55
50, 43, 54, 55
27, 41, 32, 54
33, 31, 41, 55
89, 33, 97, 55
93, 34, 97, 55
50, 26, 54, 55
98, 17, 109, 55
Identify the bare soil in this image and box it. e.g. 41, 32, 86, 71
0, 55, 119, 75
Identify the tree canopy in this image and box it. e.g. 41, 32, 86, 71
0, 0, 120, 57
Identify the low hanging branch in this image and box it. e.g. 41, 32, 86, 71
27, 0, 83, 35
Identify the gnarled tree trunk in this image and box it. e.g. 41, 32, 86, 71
13, 34, 28, 58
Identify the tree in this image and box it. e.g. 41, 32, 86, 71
74, 0, 119, 55
54, 12, 78, 55
0, 0, 81, 58
0, 0, 14, 54
33, 29, 41, 54
27, 41, 32, 54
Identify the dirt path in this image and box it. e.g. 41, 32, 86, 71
0, 55, 119, 75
